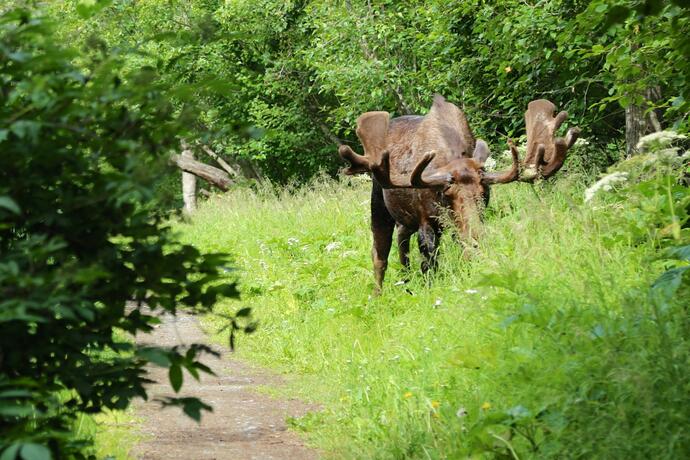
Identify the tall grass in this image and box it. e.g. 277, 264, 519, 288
174, 168, 688, 458
74, 410, 140, 460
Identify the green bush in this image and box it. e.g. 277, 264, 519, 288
0, 9, 249, 458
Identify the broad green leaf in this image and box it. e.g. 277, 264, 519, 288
0, 197, 20, 215
169, 364, 183, 393
19, 444, 51, 460
0, 444, 21, 460
137, 347, 171, 367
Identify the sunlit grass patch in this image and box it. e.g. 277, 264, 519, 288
74, 409, 140, 460
174, 171, 687, 459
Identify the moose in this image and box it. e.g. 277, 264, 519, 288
339, 95, 580, 294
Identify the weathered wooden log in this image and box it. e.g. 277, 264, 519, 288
171, 154, 234, 191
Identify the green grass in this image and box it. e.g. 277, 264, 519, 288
173, 172, 688, 459
74, 410, 140, 460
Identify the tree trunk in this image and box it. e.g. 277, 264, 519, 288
180, 143, 197, 215
625, 103, 646, 157
171, 153, 234, 191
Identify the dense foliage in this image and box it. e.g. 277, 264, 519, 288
181, 136, 689, 458
0, 8, 250, 459
46, 0, 690, 182
2, 0, 689, 458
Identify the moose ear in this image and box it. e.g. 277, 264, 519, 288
355, 111, 390, 157
472, 139, 491, 165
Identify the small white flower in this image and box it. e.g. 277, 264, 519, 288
465, 289, 478, 294
325, 241, 342, 252
287, 237, 299, 246
584, 171, 629, 202
434, 298, 443, 307
456, 407, 468, 418
637, 130, 687, 152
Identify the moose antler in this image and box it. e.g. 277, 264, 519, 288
481, 140, 520, 184
520, 99, 580, 182
339, 111, 437, 188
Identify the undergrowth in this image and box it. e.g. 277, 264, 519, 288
174, 147, 689, 458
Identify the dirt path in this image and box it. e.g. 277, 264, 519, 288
131, 312, 318, 460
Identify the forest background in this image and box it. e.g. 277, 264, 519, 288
1, 0, 689, 459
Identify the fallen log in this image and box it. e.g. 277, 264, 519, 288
170, 154, 234, 191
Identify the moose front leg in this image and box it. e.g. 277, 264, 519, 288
418, 223, 442, 274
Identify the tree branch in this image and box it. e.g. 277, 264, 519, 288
171, 154, 234, 191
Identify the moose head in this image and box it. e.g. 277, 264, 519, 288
339, 95, 580, 293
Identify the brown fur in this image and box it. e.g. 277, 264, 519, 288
342, 95, 578, 293
368, 108, 489, 294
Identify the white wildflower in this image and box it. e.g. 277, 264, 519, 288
287, 237, 299, 246
465, 289, 478, 294
434, 298, 442, 308
636, 130, 687, 153
584, 172, 629, 203
325, 241, 342, 252
456, 407, 468, 418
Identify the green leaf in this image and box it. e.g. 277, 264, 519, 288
169, 365, 183, 393
19, 444, 51, 460
651, 266, 689, 305
0, 443, 21, 460
181, 398, 212, 422
0, 196, 20, 215
0, 404, 34, 417
137, 347, 172, 367
0, 390, 32, 398
235, 307, 251, 317
661, 245, 690, 262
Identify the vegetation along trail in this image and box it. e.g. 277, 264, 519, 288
3, 2, 690, 459
133, 312, 318, 460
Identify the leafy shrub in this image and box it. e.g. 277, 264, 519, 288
463, 136, 690, 458
0, 9, 250, 458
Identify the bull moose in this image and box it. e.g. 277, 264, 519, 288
339, 95, 580, 294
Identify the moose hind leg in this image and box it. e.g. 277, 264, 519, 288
397, 224, 414, 270
418, 224, 441, 274
371, 182, 395, 295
